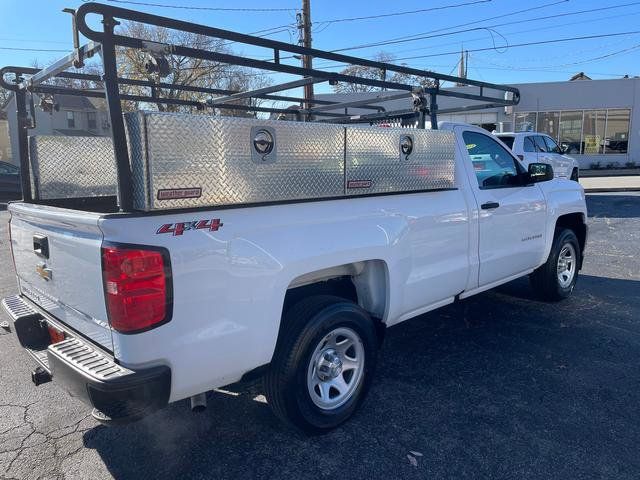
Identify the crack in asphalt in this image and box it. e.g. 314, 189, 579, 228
0, 400, 93, 479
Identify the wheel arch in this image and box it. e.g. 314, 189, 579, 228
281, 260, 389, 340
555, 212, 587, 268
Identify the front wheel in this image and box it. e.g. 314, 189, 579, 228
530, 228, 581, 301
264, 295, 379, 433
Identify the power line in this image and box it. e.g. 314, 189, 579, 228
254, 0, 570, 62
313, 0, 491, 25
330, 0, 640, 53
309, 5, 640, 70
392, 31, 640, 62
0, 37, 70, 45
94, 0, 298, 12
326, 7, 640, 64
256, 30, 640, 79
0, 46, 69, 52
476, 43, 640, 72
327, 0, 568, 54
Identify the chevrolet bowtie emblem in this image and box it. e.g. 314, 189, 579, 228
36, 263, 52, 281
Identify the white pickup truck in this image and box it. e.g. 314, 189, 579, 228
2, 121, 587, 432
495, 132, 580, 181
0, 2, 587, 434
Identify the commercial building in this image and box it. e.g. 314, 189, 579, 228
317, 76, 639, 169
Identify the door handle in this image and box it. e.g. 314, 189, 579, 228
480, 201, 500, 210
33, 234, 49, 258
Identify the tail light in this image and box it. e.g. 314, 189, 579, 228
101, 244, 172, 334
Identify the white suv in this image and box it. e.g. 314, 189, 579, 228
496, 132, 579, 181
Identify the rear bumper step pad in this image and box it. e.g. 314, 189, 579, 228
2, 294, 171, 424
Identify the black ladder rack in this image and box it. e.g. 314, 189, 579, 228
0, 1, 520, 212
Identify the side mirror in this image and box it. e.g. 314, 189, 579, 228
527, 163, 554, 183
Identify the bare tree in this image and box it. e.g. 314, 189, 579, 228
116, 22, 271, 114
332, 52, 435, 93
17, 24, 273, 116
0, 86, 11, 109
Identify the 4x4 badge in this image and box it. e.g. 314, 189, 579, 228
156, 219, 223, 236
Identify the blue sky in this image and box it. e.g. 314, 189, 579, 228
1, 0, 639, 95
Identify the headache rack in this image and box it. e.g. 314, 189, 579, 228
1, 2, 520, 213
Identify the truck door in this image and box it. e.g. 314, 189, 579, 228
457, 127, 547, 287
542, 135, 570, 178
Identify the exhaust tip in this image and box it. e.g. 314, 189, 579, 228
190, 393, 207, 412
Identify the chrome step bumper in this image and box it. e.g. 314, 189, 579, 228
1, 294, 171, 424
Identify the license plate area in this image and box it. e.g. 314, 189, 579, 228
12, 313, 68, 351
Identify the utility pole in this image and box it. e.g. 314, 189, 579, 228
297, 0, 313, 114
456, 47, 468, 87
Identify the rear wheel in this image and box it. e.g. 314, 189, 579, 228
530, 228, 581, 301
264, 295, 379, 433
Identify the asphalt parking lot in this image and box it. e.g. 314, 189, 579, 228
1, 193, 639, 480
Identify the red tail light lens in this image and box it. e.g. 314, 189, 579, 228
101, 245, 172, 333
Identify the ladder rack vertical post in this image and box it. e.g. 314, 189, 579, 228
429, 92, 438, 130
101, 15, 134, 212
15, 87, 32, 202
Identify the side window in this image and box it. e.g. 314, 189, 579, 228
543, 136, 561, 154
524, 136, 536, 152
534, 136, 547, 153
463, 131, 521, 189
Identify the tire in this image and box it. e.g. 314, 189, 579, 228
570, 168, 579, 181
264, 295, 379, 433
530, 228, 581, 301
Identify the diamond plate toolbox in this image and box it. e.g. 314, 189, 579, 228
345, 126, 456, 195
28, 136, 117, 200
125, 112, 345, 211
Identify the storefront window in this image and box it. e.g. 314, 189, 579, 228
514, 112, 536, 132
604, 109, 630, 154
513, 109, 631, 155
559, 111, 583, 154
582, 110, 606, 154
537, 112, 560, 141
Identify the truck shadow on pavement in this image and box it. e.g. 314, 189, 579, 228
81, 274, 640, 480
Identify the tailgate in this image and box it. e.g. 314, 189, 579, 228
8, 202, 112, 352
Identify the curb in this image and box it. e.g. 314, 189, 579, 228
581, 171, 640, 178
584, 188, 640, 193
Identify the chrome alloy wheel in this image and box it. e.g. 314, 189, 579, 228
557, 242, 577, 288
306, 327, 365, 410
